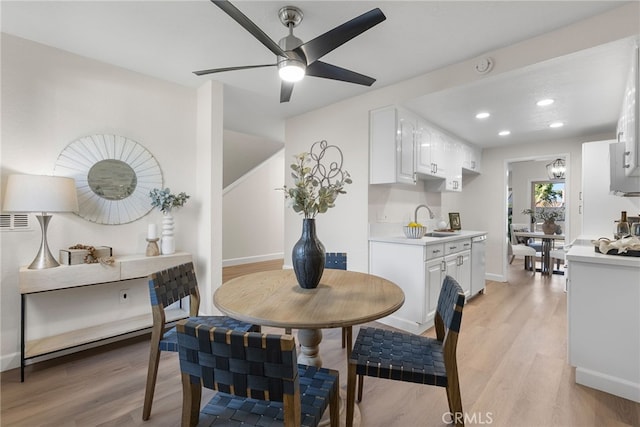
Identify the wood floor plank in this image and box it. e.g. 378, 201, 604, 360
2, 260, 639, 426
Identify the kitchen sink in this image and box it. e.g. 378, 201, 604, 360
423, 232, 454, 238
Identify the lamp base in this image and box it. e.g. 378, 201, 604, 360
28, 214, 61, 269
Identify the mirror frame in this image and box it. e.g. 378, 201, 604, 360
54, 134, 163, 224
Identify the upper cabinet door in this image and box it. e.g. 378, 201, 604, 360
619, 45, 639, 177
370, 106, 415, 185
397, 113, 417, 184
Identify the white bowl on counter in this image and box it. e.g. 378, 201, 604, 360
403, 225, 427, 239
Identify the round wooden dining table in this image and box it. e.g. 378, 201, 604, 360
214, 268, 404, 367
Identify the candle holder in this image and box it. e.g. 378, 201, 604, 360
145, 238, 160, 257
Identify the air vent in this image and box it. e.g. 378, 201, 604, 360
0, 213, 30, 231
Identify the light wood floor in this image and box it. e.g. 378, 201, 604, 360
2, 260, 639, 426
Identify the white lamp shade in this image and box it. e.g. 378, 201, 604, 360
3, 174, 79, 213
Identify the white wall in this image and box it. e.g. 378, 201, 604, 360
223, 150, 284, 265
284, 3, 639, 278
0, 34, 200, 370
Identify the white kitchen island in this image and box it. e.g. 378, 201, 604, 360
567, 240, 640, 403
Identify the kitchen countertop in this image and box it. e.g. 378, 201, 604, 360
567, 240, 640, 268
369, 229, 487, 246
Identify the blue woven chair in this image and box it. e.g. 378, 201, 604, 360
177, 320, 340, 427
143, 262, 258, 421
346, 275, 466, 427
325, 253, 350, 349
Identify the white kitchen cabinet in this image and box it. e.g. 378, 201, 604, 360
370, 106, 416, 185
443, 239, 471, 296
370, 105, 479, 190
423, 131, 463, 192
582, 141, 640, 235
567, 244, 640, 402
369, 237, 471, 334
415, 119, 446, 179
617, 45, 639, 177
462, 142, 482, 173
369, 241, 428, 328
425, 257, 445, 321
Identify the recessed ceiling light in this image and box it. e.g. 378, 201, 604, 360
537, 98, 555, 107
549, 122, 564, 128
498, 130, 511, 136
475, 112, 490, 119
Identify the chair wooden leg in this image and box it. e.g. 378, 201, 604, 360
346, 362, 356, 427
341, 328, 346, 348
181, 372, 201, 427
329, 374, 339, 427
142, 344, 161, 421
357, 374, 364, 402
445, 368, 464, 427
509, 255, 515, 264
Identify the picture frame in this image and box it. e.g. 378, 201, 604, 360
449, 212, 461, 230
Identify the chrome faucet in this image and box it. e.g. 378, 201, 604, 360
414, 204, 435, 223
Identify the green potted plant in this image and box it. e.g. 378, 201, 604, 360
279, 140, 351, 289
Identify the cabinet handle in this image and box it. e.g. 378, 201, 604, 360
579, 205, 582, 214
579, 191, 582, 201
441, 260, 446, 271
432, 249, 441, 254
618, 131, 624, 143
623, 151, 631, 169
449, 246, 457, 250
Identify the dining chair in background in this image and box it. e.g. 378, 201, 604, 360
325, 252, 350, 349
346, 275, 467, 427
509, 223, 538, 271
176, 320, 340, 427
143, 262, 259, 421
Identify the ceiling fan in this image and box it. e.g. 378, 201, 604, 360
193, 0, 386, 103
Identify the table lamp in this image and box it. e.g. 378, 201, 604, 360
3, 175, 79, 269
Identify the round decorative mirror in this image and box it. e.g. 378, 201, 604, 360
54, 134, 163, 224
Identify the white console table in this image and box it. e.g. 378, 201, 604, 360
19, 252, 192, 381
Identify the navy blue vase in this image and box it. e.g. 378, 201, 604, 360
292, 219, 325, 289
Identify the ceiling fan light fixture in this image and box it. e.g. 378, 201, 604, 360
278, 58, 306, 82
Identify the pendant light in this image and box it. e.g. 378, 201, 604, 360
546, 158, 566, 180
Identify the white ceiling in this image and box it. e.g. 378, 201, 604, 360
1, 1, 635, 148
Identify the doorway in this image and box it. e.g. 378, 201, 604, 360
504, 155, 570, 280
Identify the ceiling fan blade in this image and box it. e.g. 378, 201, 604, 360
294, 8, 386, 65
306, 61, 376, 86
211, 0, 287, 58
280, 81, 294, 103
193, 64, 275, 76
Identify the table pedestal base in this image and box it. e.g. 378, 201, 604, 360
298, 328, 323, 367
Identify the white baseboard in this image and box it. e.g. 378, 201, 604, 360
376, 315, 433, 335
1, 352, 20, 372
486, 273, 506, 282
222, 253, 284, 267
576, 367, 640, 403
